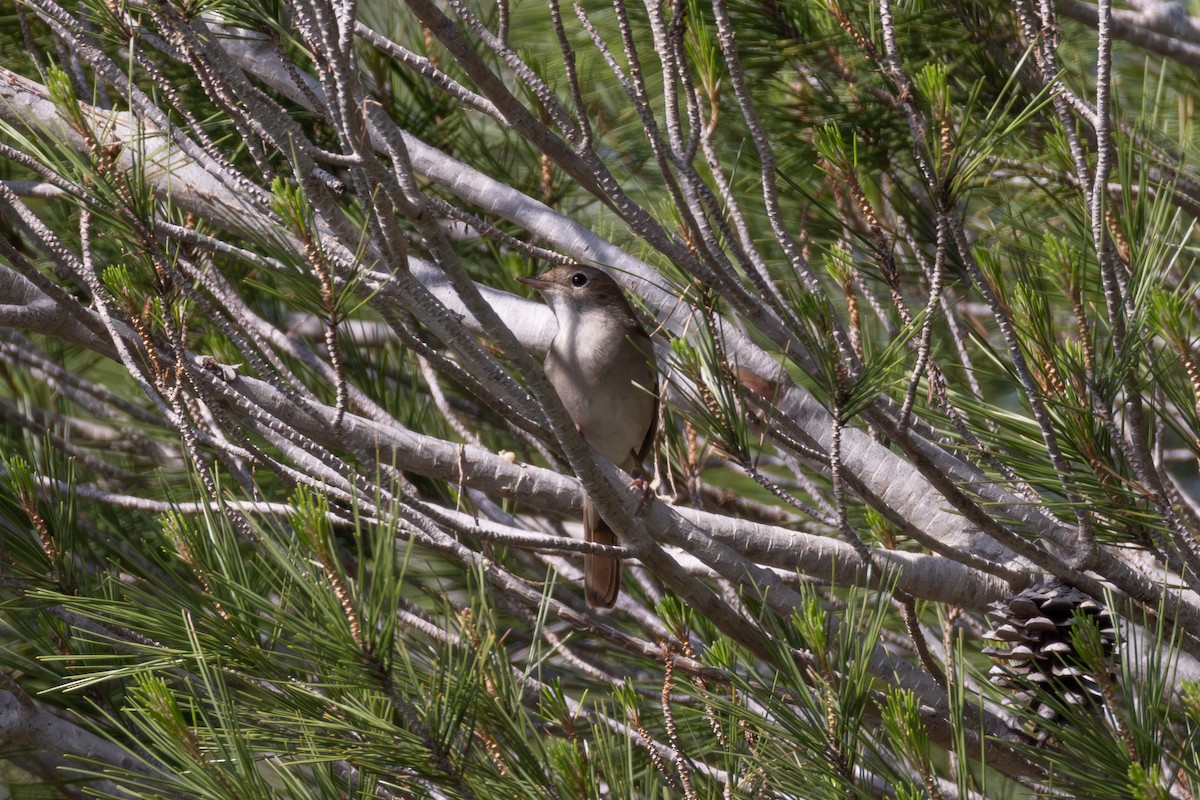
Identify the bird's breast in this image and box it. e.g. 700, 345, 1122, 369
544, 313, 655, 467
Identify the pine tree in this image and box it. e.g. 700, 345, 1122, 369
1, 0, 1200, 797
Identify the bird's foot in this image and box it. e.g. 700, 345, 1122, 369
630, 476, 655, 515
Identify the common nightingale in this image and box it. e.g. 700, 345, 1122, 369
518, 265, 657, 607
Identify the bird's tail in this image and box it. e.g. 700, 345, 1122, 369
582, 495, 620, 607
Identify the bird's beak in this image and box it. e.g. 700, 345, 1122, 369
517, 274, 552, 290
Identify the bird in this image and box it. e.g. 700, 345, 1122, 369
518, 265, 658, 607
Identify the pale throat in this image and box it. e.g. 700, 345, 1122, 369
546, 299, 630, 378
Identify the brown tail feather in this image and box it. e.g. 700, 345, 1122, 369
583, 496, 620, 607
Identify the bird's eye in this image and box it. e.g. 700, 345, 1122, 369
570, 272, 588, 287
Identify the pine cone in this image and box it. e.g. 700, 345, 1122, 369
982, 580, 1119, 742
